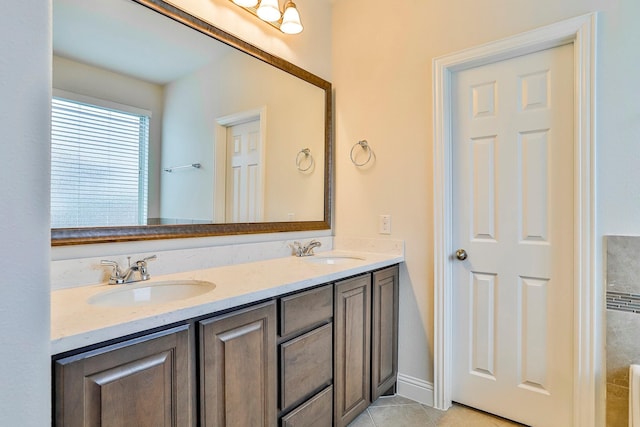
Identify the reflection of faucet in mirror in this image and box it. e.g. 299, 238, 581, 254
289, 240, 322, 257
100, 255, 157, 285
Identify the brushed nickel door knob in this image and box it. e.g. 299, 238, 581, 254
455, 249, 467, 261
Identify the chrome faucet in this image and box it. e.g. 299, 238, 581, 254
289, 240, 322, 257
100, 255, 157, 285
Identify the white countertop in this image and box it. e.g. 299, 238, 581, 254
51, 250, 403, 355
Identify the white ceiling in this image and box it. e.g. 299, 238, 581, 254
53, 0, 235, 85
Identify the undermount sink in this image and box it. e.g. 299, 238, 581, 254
303, 255, 365, 265
87, 280, 216, 307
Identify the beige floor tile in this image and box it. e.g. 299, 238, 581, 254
423, 403, 524, 427
435, 408, 503, 426
347, 410, 376, 427
424, 404, 522, 427
347, 396, 526, 427
369, 395, 417, 407
368, 404, 434, 426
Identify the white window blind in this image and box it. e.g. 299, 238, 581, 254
51, 94, 150, 228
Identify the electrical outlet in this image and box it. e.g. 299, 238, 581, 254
287, 213, 295, 221
379, 214, 391, 234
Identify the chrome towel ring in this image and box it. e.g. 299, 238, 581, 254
296, 148, 314, 172
350, 140, 373, 166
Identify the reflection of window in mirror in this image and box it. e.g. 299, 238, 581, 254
51, 89, 150, 228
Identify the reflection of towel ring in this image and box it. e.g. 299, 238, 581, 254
296, 148, 314, 172
350, 140, 373, 166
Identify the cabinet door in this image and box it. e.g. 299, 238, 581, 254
54, 325, 193, 427
334, 274, 371, 427
199, 301, 277, 427
371, 265, 399, 400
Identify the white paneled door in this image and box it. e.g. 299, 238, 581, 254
451, 44, 574, 426
225, 119, 263, 222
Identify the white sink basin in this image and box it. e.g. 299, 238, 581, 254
88, 280, 216, 307
303, 255, 365, 265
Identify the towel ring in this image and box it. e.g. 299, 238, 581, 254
350, 140, 373, 166
296, 148, 314, 172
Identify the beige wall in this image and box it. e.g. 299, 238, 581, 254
332, 0, 640, 415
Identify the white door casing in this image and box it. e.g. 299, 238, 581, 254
451, 44, 574, 426
433, 13, 598, 427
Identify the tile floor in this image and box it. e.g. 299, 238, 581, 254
347, 395, 525, 427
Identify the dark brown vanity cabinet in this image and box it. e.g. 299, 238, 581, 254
53, 264, 399, 427
334, 265, 400, 427
334, 274, 372, 427
278, 284, 334, 427
54, 325, 194, 427
371, 265, 400, 401
199, 301, 277, 427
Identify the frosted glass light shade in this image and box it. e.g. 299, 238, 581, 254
232, 0, 258, 6
280, 1, 303, 34
257, 0, 281, 22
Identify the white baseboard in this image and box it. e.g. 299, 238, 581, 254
396, 373, 434, 406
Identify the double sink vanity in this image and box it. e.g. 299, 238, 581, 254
51, 247, 403, 426
49, 0, 398, 424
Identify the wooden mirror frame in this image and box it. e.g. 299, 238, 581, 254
51, 0, 332, 246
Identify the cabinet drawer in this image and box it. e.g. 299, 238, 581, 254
280, 385, 333, 427
280, 323, 333, 411
279, 284, 333, 338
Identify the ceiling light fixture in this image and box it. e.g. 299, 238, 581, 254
256, 0, 281, 22
280, 2, 303, 34
230, 0, 303, 35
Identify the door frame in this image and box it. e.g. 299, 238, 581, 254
214, 107, 267, 222
433, 13, 598, 426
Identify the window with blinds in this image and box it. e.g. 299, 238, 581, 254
51, 95, 150, 228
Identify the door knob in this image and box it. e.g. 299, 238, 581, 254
455, 249, 467, 261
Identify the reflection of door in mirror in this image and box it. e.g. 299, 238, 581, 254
213, 108, 267, 224
226, 119, 264, 222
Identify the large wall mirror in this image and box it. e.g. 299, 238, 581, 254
51, 0, 332, 245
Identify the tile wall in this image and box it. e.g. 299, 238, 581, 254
606, 235, 640, 426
